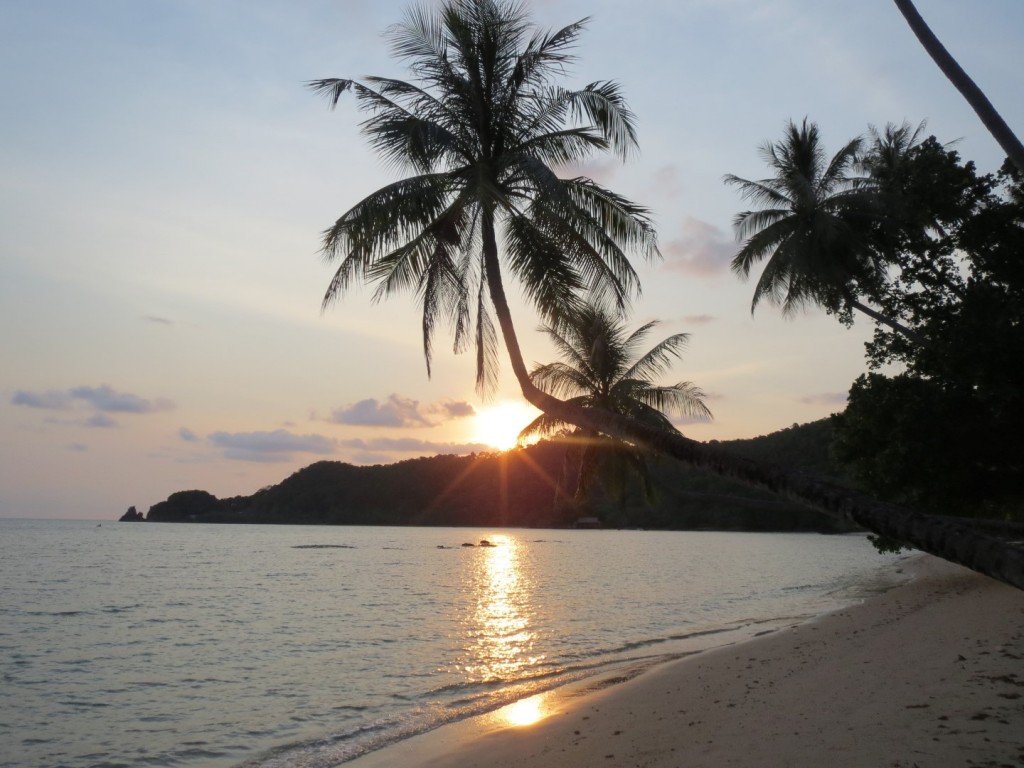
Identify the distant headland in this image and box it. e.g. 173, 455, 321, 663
121, 421, 858, 533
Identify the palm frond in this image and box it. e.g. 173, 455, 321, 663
516, 402, 585, 442
521, 177, 653, 309
529, 360, 595, 400
319, 173, 452, 263
732, 207, 791, 243
723, 174, 792, 210
514, 128, 608, 167
418, 241, 465, 377
622, 331, 690, 382
730, 216, 799, 279
564, 81, 639, 160
474, 272, 499, 396
510, 18, 589, 95
820, 136, 865, 194
306, 78, 355, 108
632, 382, 711, 420
503, 213, 586, 321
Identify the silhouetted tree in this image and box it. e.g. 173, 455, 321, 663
724, 119, 925, 345
308, 0, 656, 395
834, 149, 1024, 521
519, 303, 709, 511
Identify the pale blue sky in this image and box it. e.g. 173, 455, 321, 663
2, 0, 1021, 518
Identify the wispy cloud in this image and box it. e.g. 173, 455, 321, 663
85, 413, 117, 429
12, 384, 175, 429
663, 218, 735, 277
145, 315, 173, 325
69, 385, 174, 414
208, 429, 336, 463
12, 390, 73, 410
12, 385, 175, 414
438, 400, 475, 419
330, 394, 475, 428
179, 427, 199, 442
682, 314, 717, 325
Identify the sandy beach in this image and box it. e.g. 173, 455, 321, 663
349, 555, 1024, 768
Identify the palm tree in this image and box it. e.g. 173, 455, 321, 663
313, 1, 1024, 590
518, 304, 711, 509
860, 121, 929, 216
724, 118, 927, 346
308, 0, 657, 396
893, 0, 1024, 174
860, 121, 967, 301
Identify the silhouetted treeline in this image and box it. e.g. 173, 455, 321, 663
137, 422, 858, 533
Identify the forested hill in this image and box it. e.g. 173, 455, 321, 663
134, 419, 857, 532
717, 418, 855, 486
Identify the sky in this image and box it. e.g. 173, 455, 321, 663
2, 0, 1021, 519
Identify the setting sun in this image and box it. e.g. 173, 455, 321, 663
471, 401, 540, 451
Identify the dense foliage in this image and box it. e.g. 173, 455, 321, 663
726, 119, 1023, 543
833, 149, 1024, 519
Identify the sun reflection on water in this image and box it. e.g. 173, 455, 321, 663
461, 534, 541, 685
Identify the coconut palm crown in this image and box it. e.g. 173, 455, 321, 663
518, 303, 710, 507
724, 118, 929, 345
724, 118, 878, 316
309, 0, 658, 395
518, 304, 711, 441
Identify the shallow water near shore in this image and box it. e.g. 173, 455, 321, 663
0, 519, 908, 768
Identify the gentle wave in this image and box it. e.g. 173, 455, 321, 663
0, 521, 909, 768
238, 615, 830, 767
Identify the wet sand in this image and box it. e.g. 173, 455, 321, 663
347, 555, 1024, 768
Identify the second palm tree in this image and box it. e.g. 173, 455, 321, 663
519, 304, 711, 519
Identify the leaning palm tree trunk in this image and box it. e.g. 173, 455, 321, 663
845, 296, 929, 347
536, 376, 1024, 590
484, 242, 1024, 590
893, 0, 1024, 173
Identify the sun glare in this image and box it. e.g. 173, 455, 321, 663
471, 401, 539, 451
500, 694, 548, 727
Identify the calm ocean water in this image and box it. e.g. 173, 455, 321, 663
0, 519, 909, 768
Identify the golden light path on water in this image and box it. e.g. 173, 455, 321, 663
460, 534, 552, 727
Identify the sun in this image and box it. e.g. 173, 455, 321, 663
471, 401, 540, 451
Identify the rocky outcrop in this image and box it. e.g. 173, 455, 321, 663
146, 490, 223, 522
118, 505, 145, 522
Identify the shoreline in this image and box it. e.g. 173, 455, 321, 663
345, 555, 1024, 767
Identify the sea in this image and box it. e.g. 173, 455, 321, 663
0, 519, 911, 768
